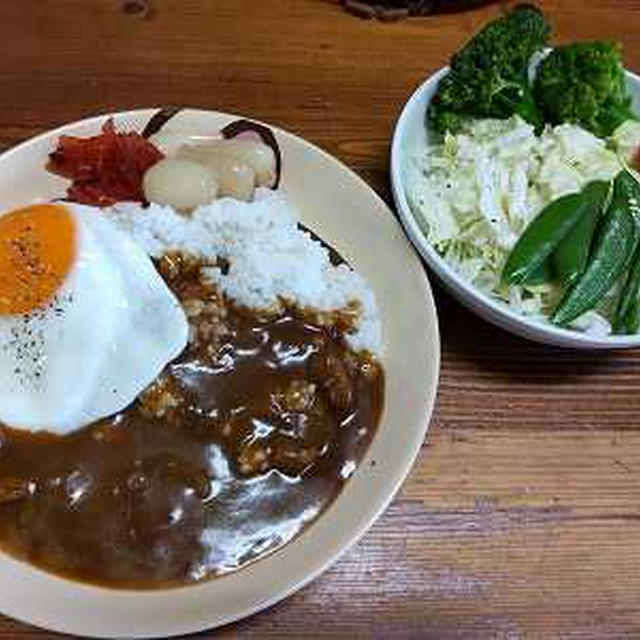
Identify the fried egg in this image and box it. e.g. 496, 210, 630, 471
0, 203, 188, 434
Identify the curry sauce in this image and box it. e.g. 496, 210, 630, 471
0, 254, 383, 588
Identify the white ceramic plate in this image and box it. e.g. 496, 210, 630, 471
0, 109, 440, 637
391, 67, 640, 349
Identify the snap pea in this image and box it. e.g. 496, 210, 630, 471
502, 192, 588, 285
613, 243, 640, 334
625, 298, 640, 334
552, 170, 640, 326
525, 260, 554, 285
553, 181, 610, 286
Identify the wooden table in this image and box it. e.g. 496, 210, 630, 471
1, 1, 640, 637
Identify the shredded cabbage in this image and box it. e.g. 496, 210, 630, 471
405, 115, 631, 332
612, 120, 640, 165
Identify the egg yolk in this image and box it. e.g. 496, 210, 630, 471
0, 204, 76, 315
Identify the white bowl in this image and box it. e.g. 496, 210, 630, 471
391, 67, 640, 349
0, 109, 440, 637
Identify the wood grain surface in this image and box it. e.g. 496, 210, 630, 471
1, 1, 640, 637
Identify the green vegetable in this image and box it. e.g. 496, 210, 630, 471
534, 41, 635, 138
428, 5, 550, 135
613, 243, 640, 333
502, 192, 588, 285
526, 260, 555, 285
552, 170, 640, 326
553, 181, 610, 286
624, 297, 640, 333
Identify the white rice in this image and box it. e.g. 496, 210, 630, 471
111, 190, 381, 354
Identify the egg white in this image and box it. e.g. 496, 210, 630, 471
0, 204, 188, 434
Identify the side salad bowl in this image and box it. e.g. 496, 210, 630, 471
391, 67, 640, 349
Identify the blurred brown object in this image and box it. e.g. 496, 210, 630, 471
119, 0, 150, 19
341, 0, 499, 20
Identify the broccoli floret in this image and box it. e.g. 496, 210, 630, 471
428, 4, 551, 135
534, 41, 635, 137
